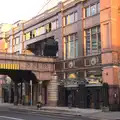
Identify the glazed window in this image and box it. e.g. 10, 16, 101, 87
85, 26, 101, 55
85, 3, 100, 17
70, 13, 74, 24
56, 20, 59, 28
15, 37, 20, 45
97, 3, 100, 13
74, 12, 78, 22
65, 15, 69, 25
51, 20, 59, 30
32, 29, 36, 38
40, 26, 45, 35
64, 11, 78, 26
64, 33, 78, 59
30, 31, 32, 39
91, 4, 96, 16
91, 27, 97, 54
25, 32, 30, 40
36, 28, 40, 36
45, 23, 51, 33
85, 7, 90, 17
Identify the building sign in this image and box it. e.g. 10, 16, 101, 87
85, 75, 102, 85
68, 73, 77, 79
64, 79, 79, 88
63, 73, 79, 87
0, 64, 19, 70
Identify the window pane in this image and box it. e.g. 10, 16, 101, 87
70, 38, 75, 58
15, 37, 20, 45
74, 12, 78, 22
85, 7, 90, 17
85, 26, 101, 55
40, 26, 45, 35
91, 4, 96, 16
86, 29, 90, 36
70, 13, 74, 24
92, 34, 97, 53
98, 3, 100, 13
51, 21, 56, 30
97, 26, 100, 33
32, 30, 36, 38
56, 20, 59, 28
65, 15, 69, 25
91, 27, 96, 34
25, 32, 30, 40
36, 28, 40, 36
76, 39, 78, 57
65, 36, 68, 59
98, 33, 101, 52
86, 36, 90, 55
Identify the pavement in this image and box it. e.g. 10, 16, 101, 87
6, 104, 120, 120
0, 103, 94, 120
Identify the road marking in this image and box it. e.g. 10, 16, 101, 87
0, 116, 24, 120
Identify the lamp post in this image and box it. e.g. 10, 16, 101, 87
38, 81, 42, 103
30, 80, 32, 106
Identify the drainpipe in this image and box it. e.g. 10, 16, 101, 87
61, 2, 64, 59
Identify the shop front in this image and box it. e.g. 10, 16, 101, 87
58, 74, 109, 109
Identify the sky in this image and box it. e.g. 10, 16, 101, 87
0, 0, 63, 24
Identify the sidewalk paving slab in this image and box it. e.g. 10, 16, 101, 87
8, 105, 120, 120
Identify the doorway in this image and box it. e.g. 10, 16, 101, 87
86, 88, 101, 109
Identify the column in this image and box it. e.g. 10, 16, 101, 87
14, 83, 18, 105
47, 73, 58, 106
22, 82, 25, 105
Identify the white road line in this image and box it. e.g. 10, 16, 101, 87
0, 116, 25, 120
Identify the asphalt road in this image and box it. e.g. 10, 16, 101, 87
0, 105, 96, 120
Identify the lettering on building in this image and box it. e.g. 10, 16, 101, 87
0, 64, 19, 70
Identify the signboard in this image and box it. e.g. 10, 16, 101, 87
0, 64, 19, 70
85, 75, 102, 85
68, 73, 77, 79
64, 79, 79, 88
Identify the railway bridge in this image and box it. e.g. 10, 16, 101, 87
0, 53, 57, 106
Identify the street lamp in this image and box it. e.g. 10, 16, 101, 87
38, 81, 42, 103
30, 80, 32, 106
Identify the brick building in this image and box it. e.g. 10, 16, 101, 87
1, 0, 120, 110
